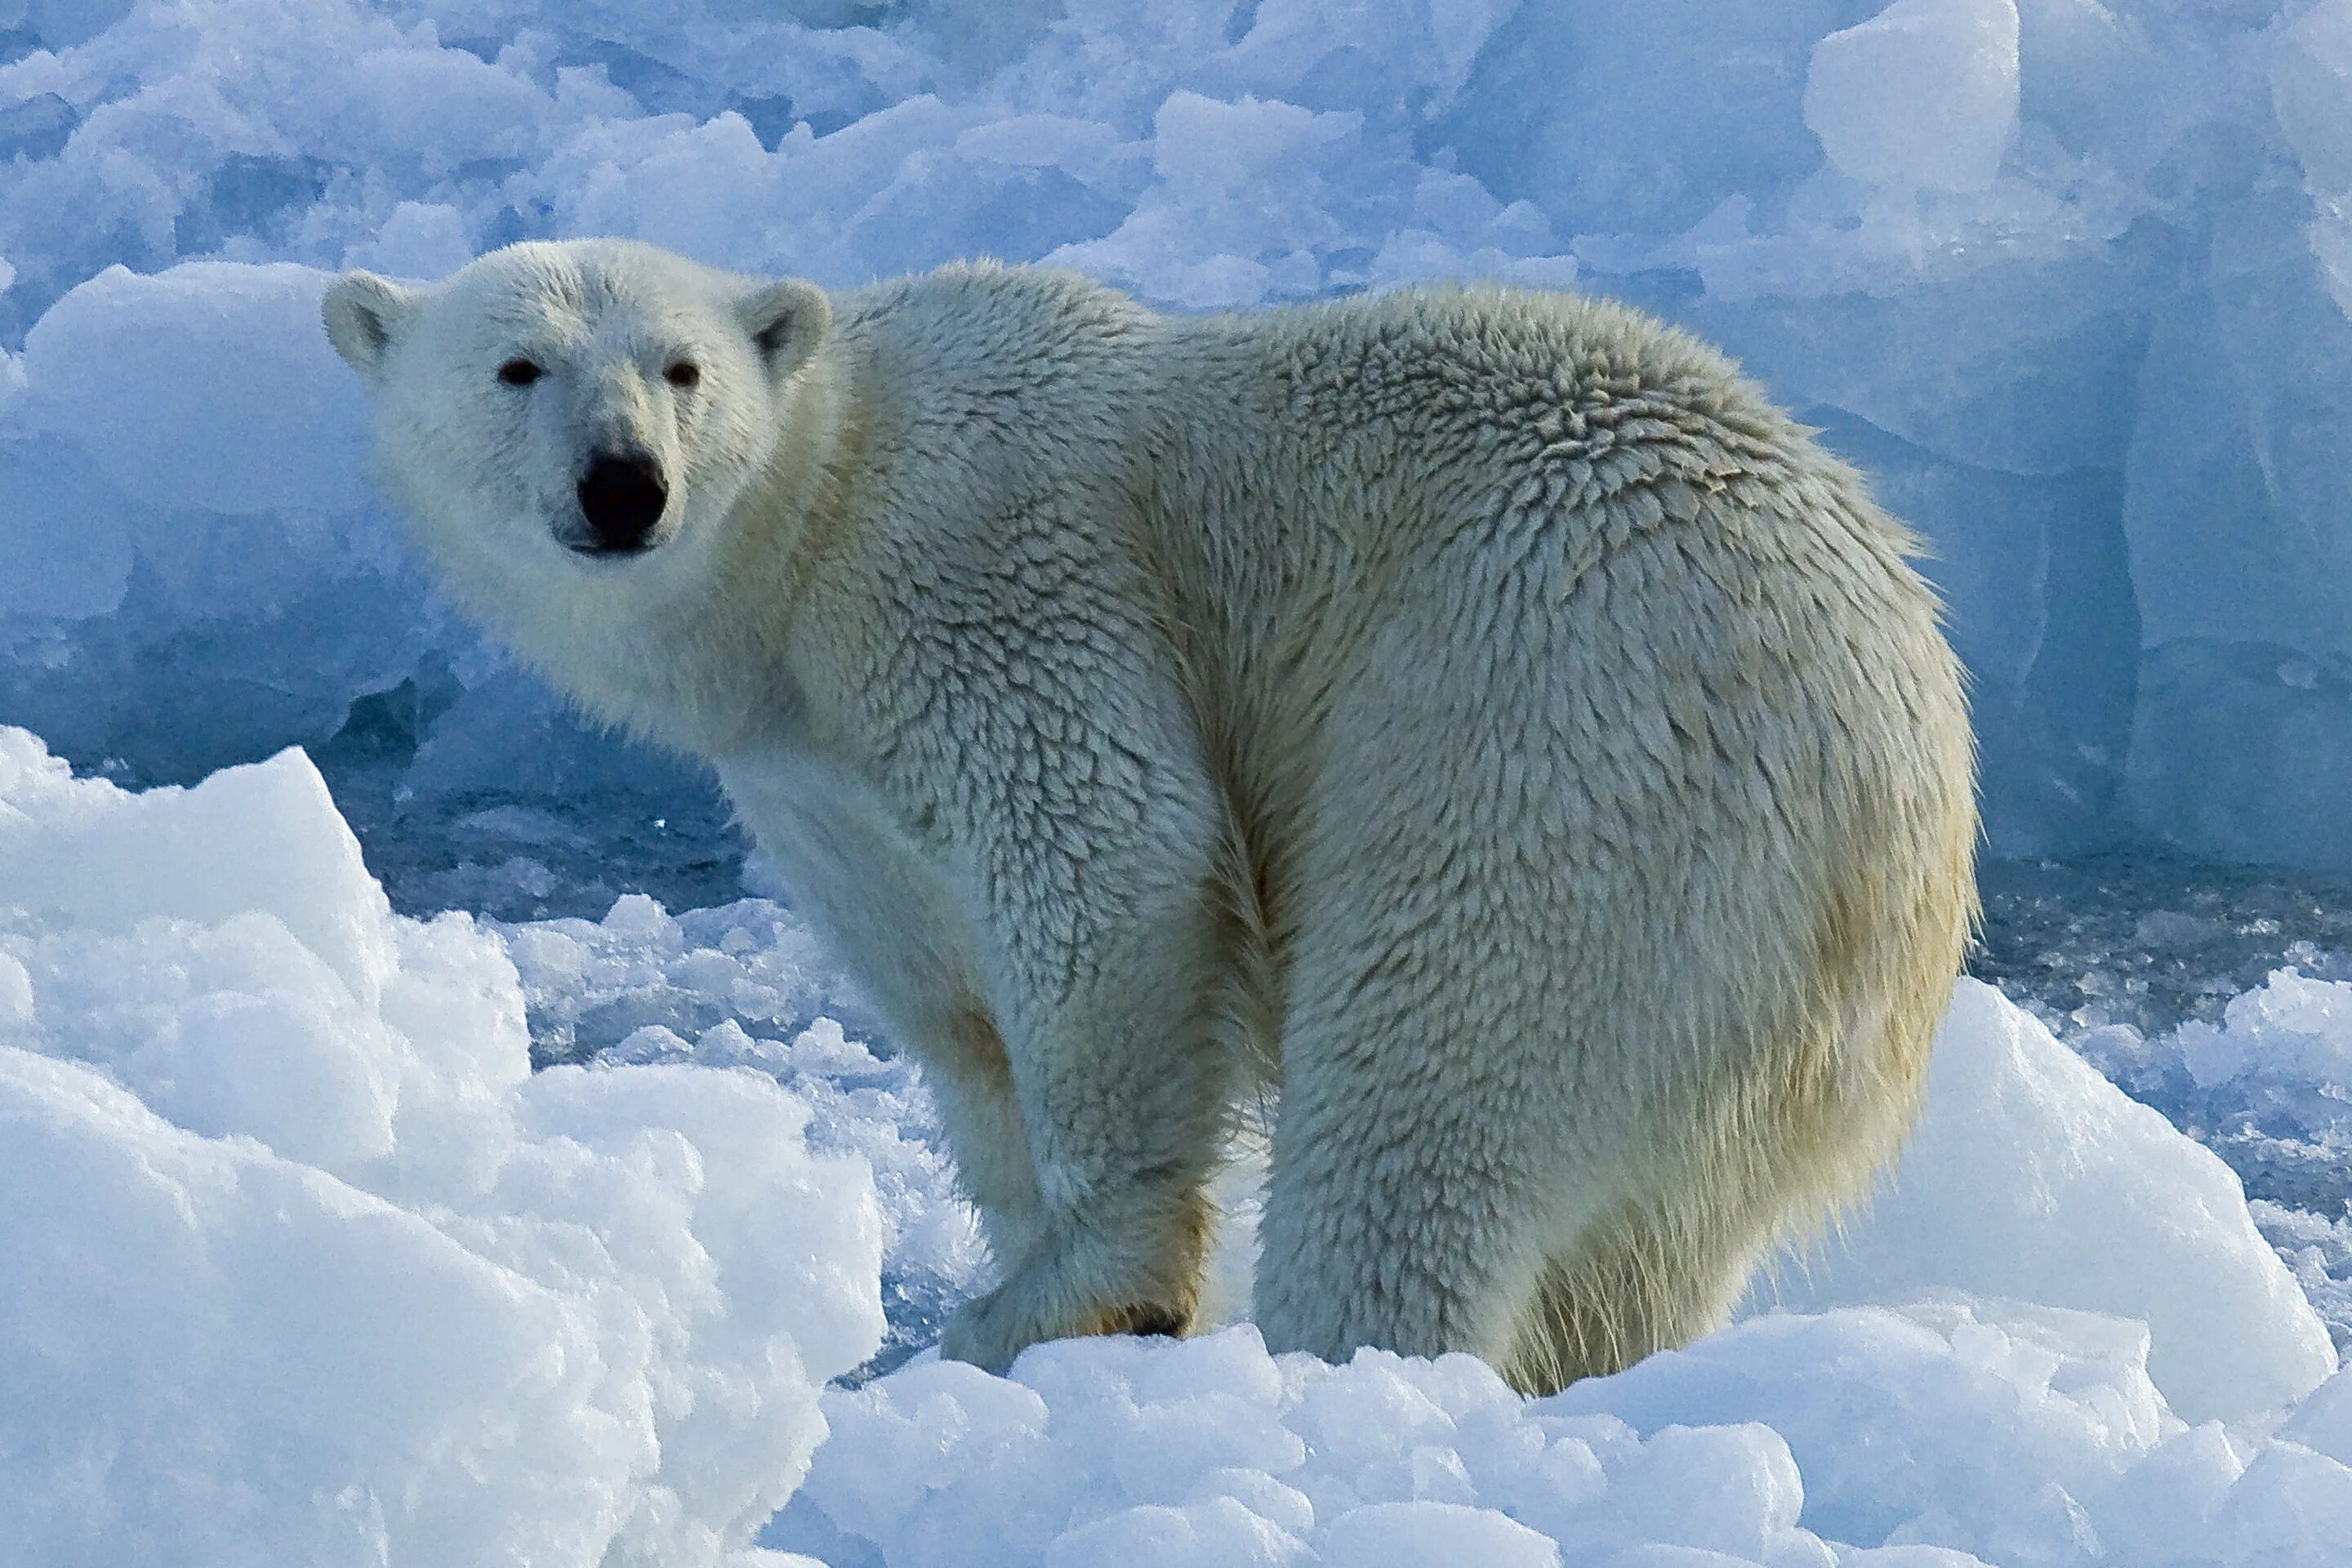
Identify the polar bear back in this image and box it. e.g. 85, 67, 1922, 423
820, 272, 1971, 1183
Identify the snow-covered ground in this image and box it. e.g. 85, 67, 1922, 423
9, 0, 2352, 1562
0, 734, 886, 1566
7, 731, 2352, 1566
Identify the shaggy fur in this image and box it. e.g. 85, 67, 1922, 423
325, 239, 1977, 1392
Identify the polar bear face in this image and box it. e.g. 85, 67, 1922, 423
323, 239, 829, 615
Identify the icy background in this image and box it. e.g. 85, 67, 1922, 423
6, 0, 2352, 875
8, 0, 2352, 1563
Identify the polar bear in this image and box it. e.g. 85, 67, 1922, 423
324, 239, 1976, 1392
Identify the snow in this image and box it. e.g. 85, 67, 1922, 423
577, 912, 2351, 1561
0, 728, 884, 1566
6, 723, 2352, 1563
1753, 978, 2336, 1428
768, 1305, 2334, 1566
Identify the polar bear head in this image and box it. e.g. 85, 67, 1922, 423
323, 239, 831, 621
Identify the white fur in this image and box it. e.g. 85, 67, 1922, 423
326, 240, 1978, 1391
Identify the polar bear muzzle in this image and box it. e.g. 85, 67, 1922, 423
573, 450, 668, 555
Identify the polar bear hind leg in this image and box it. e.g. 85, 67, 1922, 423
1496, 1151, 1802, 1393
1503, 1203, 1753, 1392
1241, 505, 1958, 1392
1252, 881, 1894, 1396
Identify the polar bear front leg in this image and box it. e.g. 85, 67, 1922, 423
852, 510, 1241, 1369
936, 854, 1236, 1370
916, 1008, 1049, 1271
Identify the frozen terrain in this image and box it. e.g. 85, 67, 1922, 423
0, 732, 885, 1566
7, 729, 2352, 1566
6, 0, 2352, 1564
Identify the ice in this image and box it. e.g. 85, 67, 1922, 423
10, 738, 2348, 1562
2272, 0, 2352, 197
1805, 0, 2021, 195
346, 198, 479, 278
2286, 1367, 2352, 1467
1557, 1302, 2164, 1561
2051, 960, 2352, 1263
1437, 4, 1851, 239
16, 257, 368, 542
1753, 978, 2338, 1426
531, 913, 2350, 1561
1041, 1498, 1311, 1568
0, 88, 75, 158
2258, 1201, 2352, 1355
0, 0, 2345, 867
1316, 1502, 1560, 1567
768, 1306, 2352, 1566
0, 727, 885, 1566
2176, 967, 2352, 1092
0, 256, 444, 782
0, 720, 394, 992
1051, 91, 1367, 309
2126, 638, 2352, 872
507, 894, 991, 1370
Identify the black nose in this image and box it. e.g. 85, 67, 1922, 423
575, 452, 668, 553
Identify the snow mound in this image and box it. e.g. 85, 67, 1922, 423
772, 1304, 2352, 1567
509, 893, 992, 1368
0, 726, 885, 1567
1756, 978, 2338, 1427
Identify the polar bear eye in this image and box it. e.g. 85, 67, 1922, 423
664, 361, 701, 390
497, 359, 542, 387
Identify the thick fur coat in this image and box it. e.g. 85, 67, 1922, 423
325, 239, 1977, 1392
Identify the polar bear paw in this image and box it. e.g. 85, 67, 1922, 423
939, 1241, 1194, 1370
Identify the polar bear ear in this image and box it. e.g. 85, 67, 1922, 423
737, 278, 831, 382
322, 271, 419, 379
